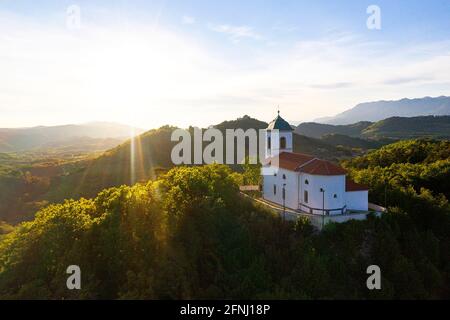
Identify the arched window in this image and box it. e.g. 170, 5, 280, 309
267, 137, 271, 149
273, 185, 277, 195
333, 194, 338, 199
282, 174, 286, 180
280, 137, 286, 149
305, 179, 309, 185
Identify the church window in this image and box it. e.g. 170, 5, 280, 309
282, 174, 286, 180
280, 137, 286, 149
305, 179, 309, 185
334, 194, 337, 198
268, 137, 271, 149
273, 185, 277, 195
304, 190, 309, 203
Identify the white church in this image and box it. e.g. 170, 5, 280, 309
262, 112, 369, 216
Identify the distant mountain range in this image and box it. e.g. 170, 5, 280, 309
0, 122, 144, 153
314, 96, 450, 125
296, 115, 450, 140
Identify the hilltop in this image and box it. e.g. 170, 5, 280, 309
213, 115, 268, 131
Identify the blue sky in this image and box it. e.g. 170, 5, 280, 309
1, 0, 450, 128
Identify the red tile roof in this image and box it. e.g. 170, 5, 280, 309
346, 179, 369, 191
272, 152, 315, 171
266, 152, 347, 176
299, 158, 347, 176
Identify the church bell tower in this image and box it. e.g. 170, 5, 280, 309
265, 111, 293, 158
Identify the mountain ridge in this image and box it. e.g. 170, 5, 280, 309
314, 96, 450, 124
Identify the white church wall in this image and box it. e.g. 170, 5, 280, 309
265, 130, 293, 158
298, 173, 346, 215
345, 191, 369, 211
262, 167, 298, 210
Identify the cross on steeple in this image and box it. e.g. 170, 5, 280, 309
277, 106, 280, 116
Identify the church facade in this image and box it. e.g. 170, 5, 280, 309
262, 113, 369, 215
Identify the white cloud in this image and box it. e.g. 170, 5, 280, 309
209, 24, 262, 42
181, 15, 195, 25
0, 10, 449, 128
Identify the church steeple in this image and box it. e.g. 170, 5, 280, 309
265, 110, 293, 158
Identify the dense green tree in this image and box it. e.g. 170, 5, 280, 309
1, 139, 450, 299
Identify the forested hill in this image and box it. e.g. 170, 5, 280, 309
295, 121, 372, 138
214, 115, 268, 131
1, 161, 449, 299
361, 116, 450, 139
295, 115, 450, 140
342, 139, 450, 229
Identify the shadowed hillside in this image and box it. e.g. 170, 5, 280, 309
320, 134, 384, 150
362, 116, 450, 139
296, 115, 450, 140
295, 121, 372, 138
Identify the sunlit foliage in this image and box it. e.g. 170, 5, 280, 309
1, 141, 450, 299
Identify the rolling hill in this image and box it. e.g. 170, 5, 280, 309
0, 116, 352, 223
4, 114, 450, 224
361, 116, 450, 139
315, 96, 450, 125
320, 134, 383, 150
296, 115, 450, 140
0, 122, 144, 153
42, 120, 350, 206
295, 121, 372, 138
214, 115, 268, 131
